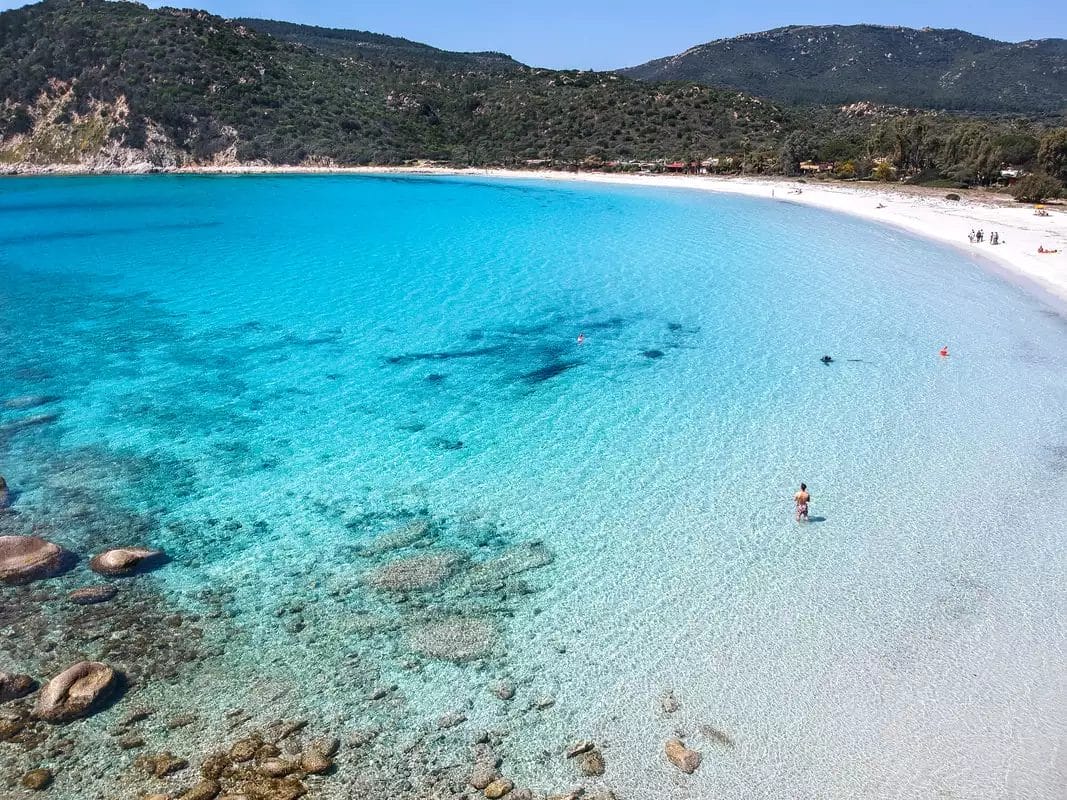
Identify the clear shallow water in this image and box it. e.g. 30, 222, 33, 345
1, 174, 1066, 799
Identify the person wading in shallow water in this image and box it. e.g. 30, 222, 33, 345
794, 483, 811, 522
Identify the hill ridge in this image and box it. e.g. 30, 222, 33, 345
620, 23, 1067, 114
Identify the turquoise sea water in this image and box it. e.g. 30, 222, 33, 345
2, 175, 1067, 799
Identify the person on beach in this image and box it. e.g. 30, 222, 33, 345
794, 483, 810, 522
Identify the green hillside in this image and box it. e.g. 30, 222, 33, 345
0, 0, 791, 165
0, 1, 1063, 197
621, 25, 1067, 116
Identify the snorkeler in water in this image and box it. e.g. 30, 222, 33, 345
821, 355, 834, 364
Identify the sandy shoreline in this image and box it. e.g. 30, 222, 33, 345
8, 163, 1067, 306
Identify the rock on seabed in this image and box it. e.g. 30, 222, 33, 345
0, 535, 66, 585
89, 547, 165, 576
33, 661, 118, 723
21, 768, 53, 791
665, 738, 702, 773
69, 585, 119, 605
364, 551, 462, 591
0, 672, 37, 703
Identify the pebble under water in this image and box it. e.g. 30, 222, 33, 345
1, 174, 1067, 800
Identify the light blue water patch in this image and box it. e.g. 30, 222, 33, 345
1, 175, 1066, 799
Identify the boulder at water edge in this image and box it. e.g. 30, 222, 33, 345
33, 661, 118, 723
89, 547, 165, 576
0, 535, 66, 585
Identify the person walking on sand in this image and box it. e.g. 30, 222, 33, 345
794, 483, 810, 522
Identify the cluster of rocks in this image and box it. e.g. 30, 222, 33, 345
132, 727, 340, 800
565, 740, 606, 778
656, 687, 737, 776
0, 531, 164, 588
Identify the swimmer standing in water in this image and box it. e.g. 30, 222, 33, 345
577, 332, 585, 345
794, 483, 810, 522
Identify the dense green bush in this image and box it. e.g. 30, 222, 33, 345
1010, 173, 1064, 203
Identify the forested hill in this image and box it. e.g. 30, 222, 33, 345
1, 0, 1065, 196
621, 25, 1067, 115
235, 18, 522, 70
0, 0, 792, 167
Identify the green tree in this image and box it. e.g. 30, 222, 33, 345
872, 161, 895, 182
1010, 173, 1063, 203
777, 131, 812, 176
1037, 129, 1067, 184
993, 132, 1038, 166
835, 160, 856, 179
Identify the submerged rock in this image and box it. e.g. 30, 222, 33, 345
437, 710, 467, 729
664, 738, 701, 773
0, 412, 59, 436
564, 741, 594, 759
33, 662, 118, 723
0, 535, 67, 585
300, 749, 332, 775
139, 751, 189, 778
259, 758, 297, 777
578, 749, 606, 776
0, 475, 9, 509
407, 617, 496, 662
2, 395, 59, 410
468, 541, 553, 587
660, 689, 681, 714
488, 681, 515, 701
69, 585, 119, 605
469, 764, 498, 791
484, 778, 514, 798
699, 724, 735, 747
89, 547, 165, 576
365, 551, 463, 591
356, 518, 432, 555
0, 672, 37, 703
229, 737, 261, 762
21, 768, 53, 791
180, 779, 221, 800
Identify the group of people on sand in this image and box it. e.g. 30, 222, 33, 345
1037, 245, 1060, 254
968, 229, 1001, 245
